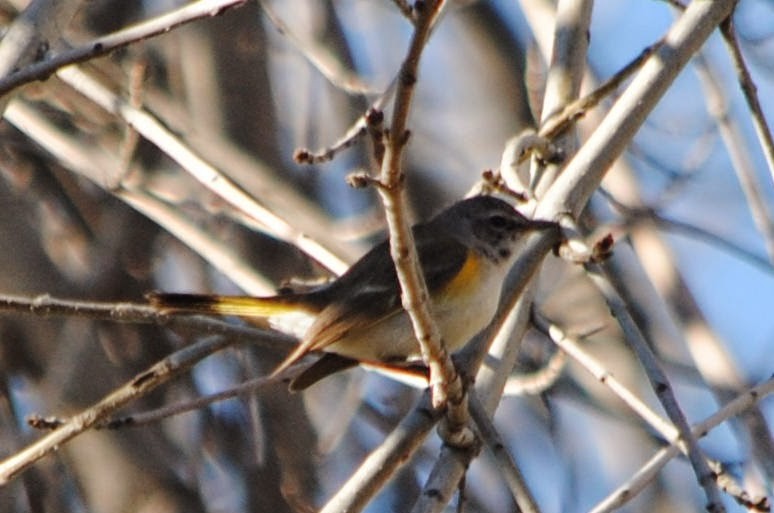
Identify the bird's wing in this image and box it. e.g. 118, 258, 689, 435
271, 232, 470, 375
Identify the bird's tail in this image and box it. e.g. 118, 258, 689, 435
147, 292, 316, 319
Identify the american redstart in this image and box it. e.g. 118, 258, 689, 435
150, 195, 559, 390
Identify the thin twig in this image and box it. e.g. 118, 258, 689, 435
720, 18, 774, 197
53, 65, 349, 276
710, 460, 771, 512
623, 206, 774, 276
692, 49, 774, 261
4, 100, 276, 295
320, 392, 442, 513
502, 347, 566, 396
0, 334, 235, 484
539, 39, 663, 144
500, 37, 665, 189
468, 393, 541, 513
532, 313, 683, 446
25, 359, 308, 431
410, 230, 562, 513
92, 372, 287, 429
585, 262, 726, 512
257, 0, 376, 95
0, 293, 159, 323
294, 105, 387, 165
0, 0, 248, 99
596, 181, 774, 482
0, 0, 81, 110
590, 375, 774, 513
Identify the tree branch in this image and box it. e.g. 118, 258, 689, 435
0, 0, 248, 99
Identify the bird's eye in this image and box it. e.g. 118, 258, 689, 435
488, 215, 509, 229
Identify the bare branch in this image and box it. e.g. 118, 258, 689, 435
54, 65, 349, 276
530, 0, 592, 196
0, 334, 235, 484
692, 50, 774, 261
257, 0, 376, 95
532, 312, 681, 445
4, 100, 277, 295
374, 0, 470, 431
537, 0, 738, 219
0, 0, 248, 99
320, 393, 442, 513
720, 18, 774, 195
502, 347, 566, 396
468, 393, 540, 513
295, 106, 386, 165
591, 375, 774, 513
585, 262, 726, 512
607, 199, 774, 276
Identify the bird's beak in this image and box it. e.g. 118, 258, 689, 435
529, 218, 560, 232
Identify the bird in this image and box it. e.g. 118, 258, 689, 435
149, 195, 559, 390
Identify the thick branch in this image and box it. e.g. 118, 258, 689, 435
537, 0, 738, 220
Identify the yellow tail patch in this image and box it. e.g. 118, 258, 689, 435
150, 293, 313, 318
207, 296, 303, 317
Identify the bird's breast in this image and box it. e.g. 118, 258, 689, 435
434, 256, 504, 351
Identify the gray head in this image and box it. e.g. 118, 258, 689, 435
432, 196, 558, 264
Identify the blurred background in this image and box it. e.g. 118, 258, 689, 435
0, 0, 772, 512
